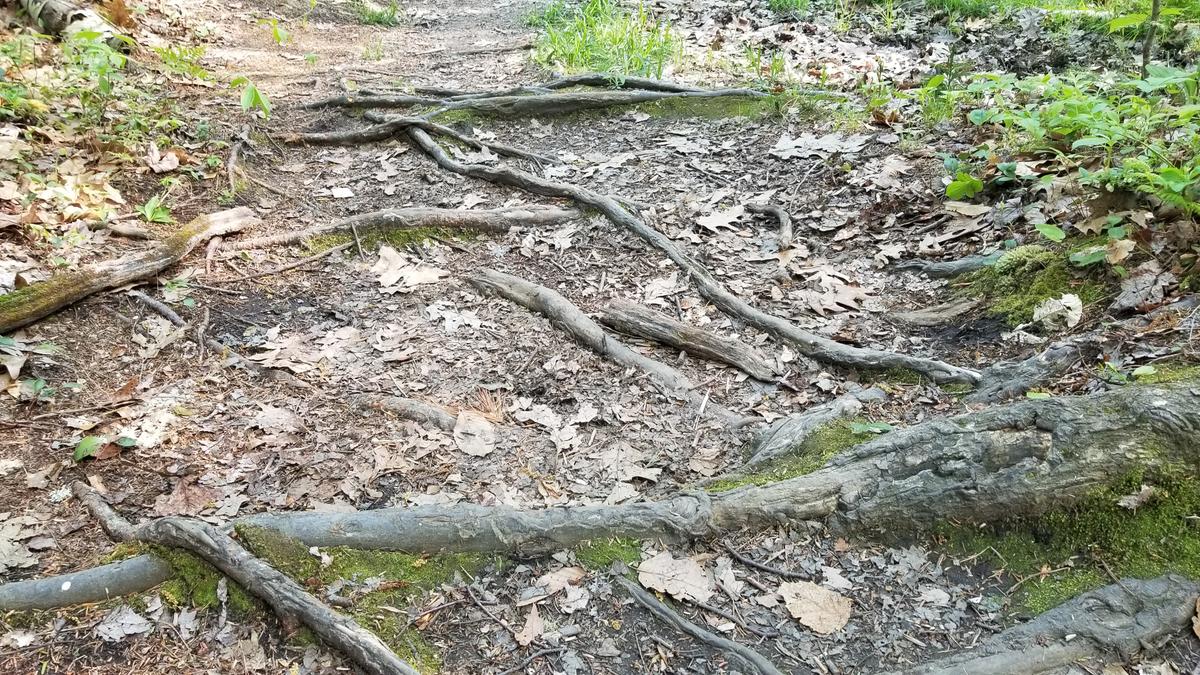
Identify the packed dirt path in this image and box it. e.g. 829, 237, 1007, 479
3, 0, 1199, 673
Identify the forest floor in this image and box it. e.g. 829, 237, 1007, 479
2, 0, 1199, 673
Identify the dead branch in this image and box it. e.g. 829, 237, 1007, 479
599, 299, 776, 381
351, 394, 457, 431
0, 207, 258, 334
71, 483, 419, 675
404, 127, 981, 385
898, 574, 1199, 675
470, 268, 745, 425
615, 577, 785, 675
0, 554, 172, 611
745, 203, 794, 250
225, 206, 579, 250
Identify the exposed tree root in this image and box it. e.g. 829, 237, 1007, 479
965, 335, 1095, 404
470, 268, 745, 425
403, 127, 981, 385
742, 387, 886, 469
301, 87, 766, 118
286, 114, 556, 166
615, 576, 785, 675
898, 574, 1200, 675
0, 207, 258, 334
889, 297, 982, 328
895, 251, 1002, 278
219, 243, 355, 283
72, 483, 418, 675
745, 203, 795, 250
224, 205, 578, 251
351, 394, 457, 432
3, 384, 1194, 612
598, 299, 777, 381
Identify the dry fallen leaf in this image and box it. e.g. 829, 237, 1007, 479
536, 566, 587, 595
637, 551, 715, 603
779, 580, 852, 634
153, 479, 220, 517
1193, 597, 1200, 639
514, 605, 544, 646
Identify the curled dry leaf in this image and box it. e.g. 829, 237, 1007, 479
779, 580, 852, 634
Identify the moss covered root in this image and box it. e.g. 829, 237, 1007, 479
705, 419, 874, 493
941, 466, 1200, 615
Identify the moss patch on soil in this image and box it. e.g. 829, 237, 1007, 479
152, 546, 259, 616
940, 466, 1200, 615
1134, 361, 1200, 385
575, 537, 642, 571
705, 419, 874, 493
965, 245, 1106, 325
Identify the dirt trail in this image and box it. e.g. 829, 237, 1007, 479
2, 0, 1199, 673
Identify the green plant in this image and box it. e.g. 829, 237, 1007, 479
966, 67, 1200, 215
152, 44, 210, 79
231, 76, 272, 118
533, 0, 677, 78
62, 31, 132, 122
258, 18, 292, 46
833, 0, 853, 34
362, 37, 385, 61
768, 0, 809, 14
878, 0, 898, 32
525, 0, 571, 26
355, 0, 402, 26
304, 52, 319, 66
136, 193, 174, 223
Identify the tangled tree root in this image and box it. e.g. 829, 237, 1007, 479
470, 268, 747, 425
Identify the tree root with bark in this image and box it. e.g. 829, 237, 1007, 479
0, 207, 258, 333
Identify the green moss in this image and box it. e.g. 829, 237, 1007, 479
636, 94, 782, 120
152, 546, 258, 616
101, 541, 149, 563
941, 467, 1200, 614
965, 245, 1107, 325
1134, 361, 1200, 384
235, 524, 320, 580
237, 529, 494, 674
575, 537, 642, 570
706, 419, 873, 493
872, 367, 924, 385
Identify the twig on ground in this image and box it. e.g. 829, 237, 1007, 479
129, 290, 260, 373
616, 577, 784, 675
496, 648, 565, 675
722, 541, 811, 580
217, 242, 353, 283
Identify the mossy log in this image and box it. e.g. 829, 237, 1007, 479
225, 205, 578, 250
0, 207, 257, 334
897, 574, 1199, 675
598, 299, 777, 382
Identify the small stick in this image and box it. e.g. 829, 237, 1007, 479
722, 542, 810, 580
206, 236, 223, 274
496, 647, 564, 675
217, 242, 354, 283
615, 577, 784, 675
128, 291, 259, 373
685, 597, 779, 638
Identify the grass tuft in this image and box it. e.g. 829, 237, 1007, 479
355, 0, 403, 26
532, 0, 678, 78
